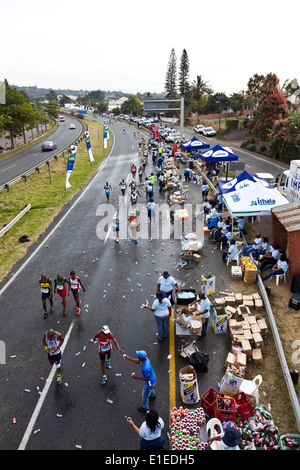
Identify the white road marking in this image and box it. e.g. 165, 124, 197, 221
1, 164, 16, 172
18, 318, 76, 450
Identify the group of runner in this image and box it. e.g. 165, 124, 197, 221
39, 271, 85, 319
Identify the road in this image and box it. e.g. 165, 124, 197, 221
0, 116, 83, 187
0, 117, 288, 452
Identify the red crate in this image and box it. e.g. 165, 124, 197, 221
215, 397, 237, 421
233, 392, 254, 419
201, 388, 221, 416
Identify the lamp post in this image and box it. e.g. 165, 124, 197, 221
216, 100, 221, 137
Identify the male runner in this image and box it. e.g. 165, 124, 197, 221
54, 275, 70, 316
104, 182, 112, 202
68, 271, 86, 315
119, 179, 127, 198
39, 273, 54, 319
42, 329, 64, 384
93, 325, 124, 384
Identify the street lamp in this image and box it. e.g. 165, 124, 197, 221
216, 100, 221, 137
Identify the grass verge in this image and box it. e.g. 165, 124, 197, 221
0, 118, 110, 282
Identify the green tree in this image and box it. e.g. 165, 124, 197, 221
178, 49, 190, 96
165, 48, 178, 99
45, 89, 57, 102
270, 115, 300, 161
246, 73, 265, 109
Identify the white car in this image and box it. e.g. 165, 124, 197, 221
253, 173, 277, 187
202, 127, 216, 137
194, 124, 205, 134
69, 123, 76, 129
166, 132, 183, 143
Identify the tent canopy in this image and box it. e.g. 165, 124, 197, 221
218, 170, 288, 216
198, 144, 239, 162
181, 136, 210, 151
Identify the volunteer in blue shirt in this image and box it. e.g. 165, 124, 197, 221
124, 351, 156, 412
198, 292, 211, 338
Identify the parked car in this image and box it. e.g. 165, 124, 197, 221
253, 173, 277, 187
166, 132, 183, 143
69, 123, 76, 129
194, 124, 205, 134
202, 127, 216, 137
41, 141, 57, 151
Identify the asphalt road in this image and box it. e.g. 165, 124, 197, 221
0, 117, 287, 452
0, 116, 83, 186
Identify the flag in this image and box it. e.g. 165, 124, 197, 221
65, 145, 77, 189
104, 126, 108, 149
84, 131, 94, 162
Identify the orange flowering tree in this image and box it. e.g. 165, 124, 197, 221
271, 116, 300, 161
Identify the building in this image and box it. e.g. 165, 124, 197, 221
107, 96, 128, 111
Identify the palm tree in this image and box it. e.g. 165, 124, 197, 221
190, 75, 212, 101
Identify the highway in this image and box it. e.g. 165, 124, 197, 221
0, 117, 291, 451
0, 116, 83, 187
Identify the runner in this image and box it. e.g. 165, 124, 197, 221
119, 179, 127, 198
112, 214, 120, 242
68, 271, 86, 315
93, 325, 124, 384
42, 329, 64, 384
104, 182, 112, 202
130, 187, 140, 206
54, 275, 70, 316
39, 273, 54, 319
128, 209, 139, 244
131, 164, 137, 180
138, 166, 143, 183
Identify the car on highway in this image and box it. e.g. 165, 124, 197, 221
194, 124, 205, 134
69, 123, 76, 129
58, 116, 65, 122
253, 172, 277, 187
202, 126, 216, 137
41, 141, 57, 151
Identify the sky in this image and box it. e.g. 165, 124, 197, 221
1, 0, 299, 96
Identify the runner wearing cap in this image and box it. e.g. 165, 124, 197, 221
123, 351, 156, 412
93, 326, 124, 384
156, 271, 181, 305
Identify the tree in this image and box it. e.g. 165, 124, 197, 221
165, 48, 178, 99
270, 115, 300, 161
246, 73, 265, 109
45, 89, 57, 102
248, 73, 288, 140
190, 75, 212, 101
178, 49, 190, 96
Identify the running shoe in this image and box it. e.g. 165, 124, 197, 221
106, 360, 112, 369
56, 374, 62, 385
101, 375, 107, 385
76, 308, 81, 315
50, 307, 54, 313
43, 312, 48, 319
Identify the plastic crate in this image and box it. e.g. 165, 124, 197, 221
201, 387, 221, 416
215, 397, 237, 421
233, 392, 254, 419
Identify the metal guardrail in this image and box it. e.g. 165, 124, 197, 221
0, 204, 31, 238
0, 118, 87, 192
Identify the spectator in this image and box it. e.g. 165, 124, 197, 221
241, 233, 262, 256
127, 410, 165, 450
198, 292, 211, 338
208, 426, 241, 450
254, 236, 269, 261
259, 243, 281, 271
157, 271, 181, 305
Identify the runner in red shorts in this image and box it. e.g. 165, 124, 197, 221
54, 275, 70, 316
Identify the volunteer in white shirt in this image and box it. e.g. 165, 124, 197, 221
157, 271, 180, 305
144, 291, 171, 340
260, 254, 288, 281
222, 239, 238, 262
198, 292, 211, 338
242, 233, 262, 256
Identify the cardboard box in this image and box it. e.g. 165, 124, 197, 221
219, 371, 243, 397
224, 352, 237, 368
212, 307, 228, 334
180, 341, 199, 359
192, 253, 201, 263
243, 329, 253, 342
252, 348, 263, 364
225, 296, 236, 306
235, 293, 243, 305
226, 305, 237, 317
236, 352, 247, 367
253, 332, 264, 350
190, 316, 203, 335
244, 300, 254, 308
200, 273, 215, 295
179, 365, 200, 404
215, 297, 226, 307
237, 305, 251, 316
241, 339, 252, 357
248, 316, 257, 325
254, 299, 263, 311
251, 323, 261, 334
257, 319, 268, 337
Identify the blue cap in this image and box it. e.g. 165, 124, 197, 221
135, 350, 147, 359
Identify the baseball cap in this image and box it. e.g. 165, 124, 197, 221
163, 271, 170, 277
135, 350, 147, 359
102, 325, 110, 334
